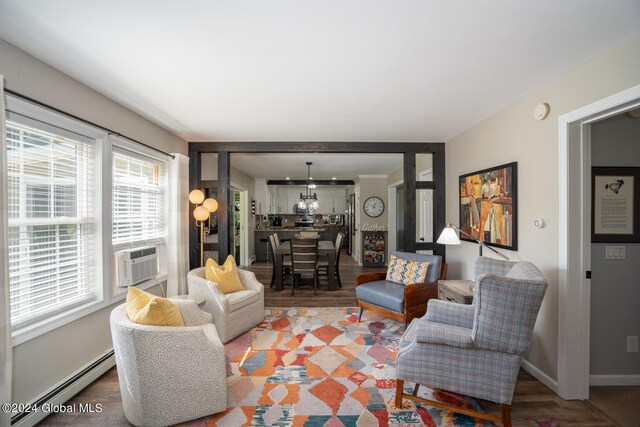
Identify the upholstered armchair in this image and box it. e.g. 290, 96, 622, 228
187, 267, 264, 343
395, 257, 548, 427
355, 251, 445, 325
110, 299, 227, 426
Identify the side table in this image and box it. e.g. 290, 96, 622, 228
438, 280, 474, 304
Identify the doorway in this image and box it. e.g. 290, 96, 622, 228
558, 84, 640, 399
417, 169, 433, 253
231, 186, 250, 267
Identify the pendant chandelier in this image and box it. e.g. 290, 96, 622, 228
298, 162, 319, 210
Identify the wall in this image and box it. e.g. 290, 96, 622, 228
358, 176, 389, 227
0, 38, 188, 404
444, 33, 640, 382
590, 113, 640, 376
356, 177, 387, 264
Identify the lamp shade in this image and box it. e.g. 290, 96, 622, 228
437, 226, 461, 245
189, 189, 205, 205
193, 205, 210, 221
203, 198, 218, 213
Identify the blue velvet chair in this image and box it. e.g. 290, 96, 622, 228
355, 251, 445, 325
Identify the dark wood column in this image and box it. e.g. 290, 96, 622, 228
403, 152, 416, 253
188, 151, 200, 269
217, 151, 231, 262
433, 150, 446, 261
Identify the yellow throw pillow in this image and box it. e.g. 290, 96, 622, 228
126, 287, 184, 326
205, 255, 245, 294
385, 255, 430, 285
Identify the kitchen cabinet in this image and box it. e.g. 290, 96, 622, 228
317, 188, 345, 214
254, 178, 268, 214
334, 195, 345, 214
276, 187, 286, 213
287, 189, 300, 213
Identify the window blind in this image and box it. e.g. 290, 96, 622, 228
7, 121, 96, 328
112, 148, 165, 247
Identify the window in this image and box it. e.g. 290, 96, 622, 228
4, 96, 170, 343
111, 146, 166, 248
6, 120, 97, 328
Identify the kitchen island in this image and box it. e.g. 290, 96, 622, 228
255, 226, 345, 262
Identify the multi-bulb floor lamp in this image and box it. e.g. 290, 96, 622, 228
189, 189, 218, 267
437, 223, 509, 260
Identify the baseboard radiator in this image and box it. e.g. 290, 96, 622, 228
11, 350, 115, 427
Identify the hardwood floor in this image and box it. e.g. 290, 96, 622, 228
39, 250, 625, 426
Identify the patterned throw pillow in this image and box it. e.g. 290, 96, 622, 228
385, 255, 430, 285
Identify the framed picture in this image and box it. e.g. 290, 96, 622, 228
592, 167, 640, 243
459, 162, 517, 251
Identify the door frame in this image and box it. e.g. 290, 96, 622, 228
387, 179, 403, 258
417, 168, 434, 250
189, 142, 446, 267
557, 84, 640, 399
231, 183, 250, 267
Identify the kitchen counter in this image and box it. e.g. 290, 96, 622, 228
254, 227, 346, 262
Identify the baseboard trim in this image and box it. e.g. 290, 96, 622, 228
590, 374, 640, 386
12, 349, 115, 427
522, 359, 558, 394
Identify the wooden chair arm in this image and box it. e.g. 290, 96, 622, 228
440, 262, 448, 280
404, 281, 438, 309
356, 272, 387, 286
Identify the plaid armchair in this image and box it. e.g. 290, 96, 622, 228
395, 257, 548, 427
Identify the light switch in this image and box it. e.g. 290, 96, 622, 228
605, 245, 626, 259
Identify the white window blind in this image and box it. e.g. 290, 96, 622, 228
7, 120, 96, 328
112, 148, 165, 247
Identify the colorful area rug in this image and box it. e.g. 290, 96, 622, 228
182, 307, 495, 426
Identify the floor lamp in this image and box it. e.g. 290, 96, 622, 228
437, 223, 509, 260
189, 189, 219, 267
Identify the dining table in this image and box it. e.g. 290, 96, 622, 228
274, 240, 337, 291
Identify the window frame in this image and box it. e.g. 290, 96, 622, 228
6, 95, 170, 346
108, 136, 169, 299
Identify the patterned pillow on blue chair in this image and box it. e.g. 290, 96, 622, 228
386, 255, 430, 285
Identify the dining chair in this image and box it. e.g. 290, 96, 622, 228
289, 238, 320, 296
318, 232, 345, 288
269, 233, 291, 288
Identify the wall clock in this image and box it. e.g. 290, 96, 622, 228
363, 196, 385, 218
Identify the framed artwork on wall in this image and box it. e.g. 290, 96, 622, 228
591, 167, 640, 243
459, 162, 517, 251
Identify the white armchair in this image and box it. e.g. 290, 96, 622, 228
110, 299, 227, 426
187, 267, 264, 343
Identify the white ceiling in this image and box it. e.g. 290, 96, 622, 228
230, 153, 403, 180
0, 1, 639, 143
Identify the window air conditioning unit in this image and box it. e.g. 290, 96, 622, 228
116, 247, 159, 287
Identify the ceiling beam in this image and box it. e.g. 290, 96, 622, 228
189, 141, 444, 153
267, 180, 354, 186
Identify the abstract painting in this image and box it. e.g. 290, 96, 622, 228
459, 162, 517, 251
